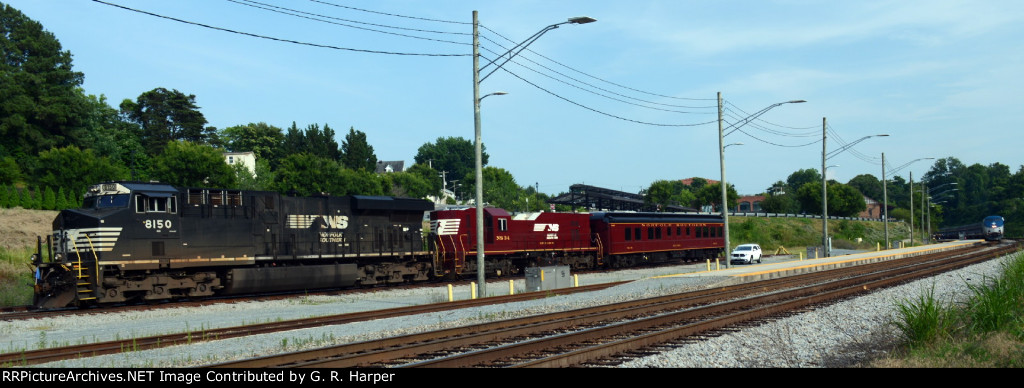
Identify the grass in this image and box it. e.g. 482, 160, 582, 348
875, 251, 1024, 367
0, 246, 35, 307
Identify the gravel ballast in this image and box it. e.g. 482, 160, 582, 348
3, 250, 1016, 368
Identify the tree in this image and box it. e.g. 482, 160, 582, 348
79, 94, 147, 177
787, 169, 821, 192
219, 122, 285, 168
272, 153, 344, 196
414, 137, 485, 182
462, 166, 520, 210
307, 123, 340, 161
795, 181, 866, 217
695, 182, 738, 212
847, 174, 882, 202
150, 141, 235, 188
0, 4, 89, 158
644, 180, 695, 211
119, 88, 211, 155
340, 127, 377, 171
31, 146, 128, 196
405, 163, 443, 198
337, 168, 384, 196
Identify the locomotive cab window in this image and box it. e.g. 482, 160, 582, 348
498, 218, 508, 232
85, 194, 130, 209
135, 194, 177, 214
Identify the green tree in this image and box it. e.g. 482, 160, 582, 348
787, 169, 821, 192
340, 127, 377, 171
272, 153, 344, 196
847, 174, 882, 202
337, 168, 384, 196
0, 156, 21, 185
55, 186, 68, 210
405, 163, 443, 198
380, 171, 432, 198
150, 141, 235, 188
0, 4, 89, 158
695, 182, 739, 212
796, 181, 866, 217
232, 159, 274, 191
79, 94, 146, 175
219, 122, 285, 168
304, 123, 340, 161
644, 180, 696, 211
41, 186, 55, 210
760, 192, 800, 214
0, 184, 10, 208
414, 137, 485, 182
119, 88, 211, 155
32, 146, 128, 196
461, 166, 521, 210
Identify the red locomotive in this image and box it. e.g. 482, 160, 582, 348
429, 208, 724, 277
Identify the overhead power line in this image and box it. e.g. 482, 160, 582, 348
92, 0, 470, 57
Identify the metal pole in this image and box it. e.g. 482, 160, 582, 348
882, 152, 888, 249
821, 117, 829, 257
472, 11, 486, 297
909, 171, 914, 246
718, 92, 730, 268
921, 184, 926, 244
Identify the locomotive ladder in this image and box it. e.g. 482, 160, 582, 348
69, 235, 100, 302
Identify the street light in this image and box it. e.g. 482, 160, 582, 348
718, 93, 804, 268
821, 124, 887, 257
472, 11, 594, 297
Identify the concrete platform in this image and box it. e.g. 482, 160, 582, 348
655, 240, 983, 282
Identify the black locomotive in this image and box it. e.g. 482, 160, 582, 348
32, 181, 434, 309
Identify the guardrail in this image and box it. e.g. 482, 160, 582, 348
727, 212, 895, 223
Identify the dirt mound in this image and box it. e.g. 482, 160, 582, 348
0, 207, 57, 250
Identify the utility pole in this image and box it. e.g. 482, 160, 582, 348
821, 117, 829, 257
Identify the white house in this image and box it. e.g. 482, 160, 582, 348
224, 151, 257, 177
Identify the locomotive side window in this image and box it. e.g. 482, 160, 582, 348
498, 218, 508, 232
210, 190, 225, 206
227, 191, 242, 206
635, 227, 641, 240
625, 227, 632, 241
188, 189, 204, 205
134, 194, 178, 214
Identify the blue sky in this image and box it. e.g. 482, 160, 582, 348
8, 0, 1024, 196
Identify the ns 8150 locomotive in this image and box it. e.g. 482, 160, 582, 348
32, 181, 434, 309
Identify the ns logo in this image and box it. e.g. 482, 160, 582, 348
286, 214, 349, 229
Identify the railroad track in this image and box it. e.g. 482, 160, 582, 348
0, 281, 624, 366
205, 241, 1018, 368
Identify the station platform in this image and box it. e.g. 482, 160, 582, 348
656, 240, 984, 282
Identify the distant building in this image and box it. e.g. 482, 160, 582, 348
860, 196, 883, 219
375, 160, 404, 174
224, 151, 256, 177
734, 195, 765, 212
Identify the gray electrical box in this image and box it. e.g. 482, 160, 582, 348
525, 265, 572, 292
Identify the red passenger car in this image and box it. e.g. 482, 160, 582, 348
589, 212, 724, 267
430, 208, 595, 277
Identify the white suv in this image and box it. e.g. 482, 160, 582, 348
730, 244, 762, 264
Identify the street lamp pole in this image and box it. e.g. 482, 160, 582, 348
883, 152, 888, 249
718, 93, 803, 268
821, 118, 828, 257
472, 11, 593, 297
821, 132, 888, 257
